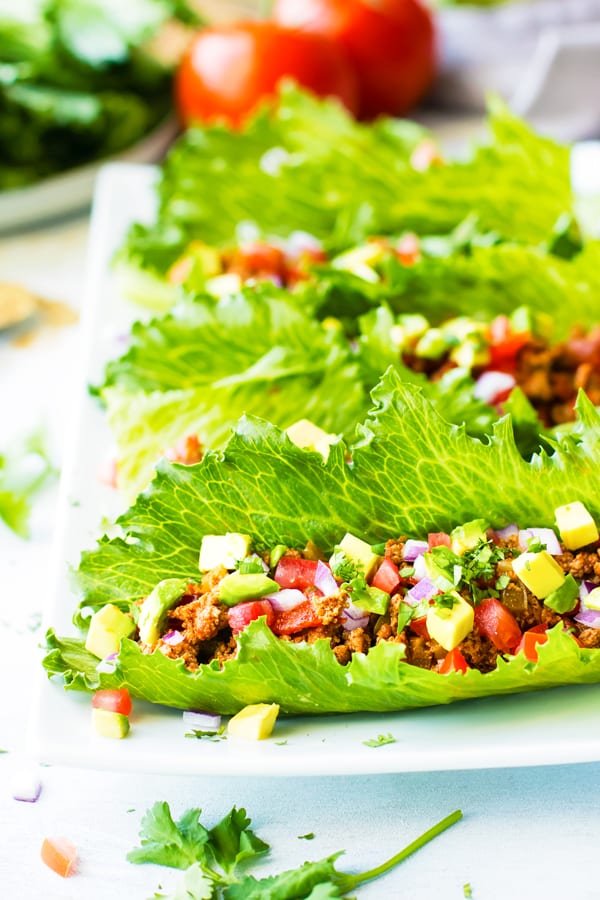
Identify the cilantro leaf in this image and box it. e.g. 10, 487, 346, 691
0, 430, 55, 537
207, 808, 269, 878
157, 862, 215, 900
127, 802, 211, 870
363, 733, 396, 748
222, 855, 345, 900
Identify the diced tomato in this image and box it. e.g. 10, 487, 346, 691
428, 532, 451, 549
272, 599, 322, 636
92, 688, 132, 716
487, 317, 531, 371
474, 598, 522, 653
230, 242, 287, 280
371, 558, 401, 594
439, 648, 470, 675
410, 139, 443, 172
514, 624, 548, 663
228, 600, 275, 635
41, 837, 77, 878
167, 254, 195, 285
396, 232, 420, 266
274, 557, 318, 590
409, 616, 430, 639
165, 434, 203, 465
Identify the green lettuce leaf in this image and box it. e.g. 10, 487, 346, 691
44, 623, 600, 716
100, 289, 368, 498
76, 370, 600, 611
311, 240, 600, 336
119, 88, 572, 279
44, 372, 600, 713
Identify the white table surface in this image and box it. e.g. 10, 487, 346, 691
2, 212, 600, 900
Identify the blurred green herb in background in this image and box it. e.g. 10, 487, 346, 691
0, 430, 56, 537
0, 0, 199, 189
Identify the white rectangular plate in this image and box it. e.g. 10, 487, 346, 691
29, 163, 600, 776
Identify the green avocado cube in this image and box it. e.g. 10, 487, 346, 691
199, 533, 252, 572
450, 519, 488, 556
286, 419, 337, 460
554, 501, 599, 550
512, 551, 565, 599
449, 334, 490, 370
85, 604, 135, 660
138, 578, 189, 646
338, 533, 381, 580
219, 573, 279, 607
585, 587, 600, 611
92, 708, 130, 739
426, 593, 474, 651
544, 574, 579, 614
414, 328, 449, 360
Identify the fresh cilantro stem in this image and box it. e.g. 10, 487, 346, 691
338, 809, 463, 891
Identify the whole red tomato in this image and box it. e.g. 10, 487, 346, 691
273, 0, 436, 119
175, 21, 358, 128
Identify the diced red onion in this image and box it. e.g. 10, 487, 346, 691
493, 523, 518, 541
314, 560, 338, 597
575, 607, 600, 629
518, 528, 562, 555
183, 710, 222, 732
406, 577, 438, 606
162, 630, 185, 646
403, 540, 428, 561
12, 767, 42, 803
413, 554, 427, 581
286, 230, 323, 256
96, 653, 118, 674
342, 616, 369, 631
580, 580, 599, 600
473, 371, 516, 404
264, 588, 305, 611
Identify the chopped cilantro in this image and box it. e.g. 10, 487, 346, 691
237, 556, 266, 575
526, 538, 545, 553
298, 833, 315, 840
185, 727, 226, 741
428, 539, 511, 605
275, 740, 288, 746
330, 548, 359, 581
363, 733, 396, 748
464, 883, 473, 898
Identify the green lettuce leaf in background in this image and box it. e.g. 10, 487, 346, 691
99, 288, 368, 498
119, 88, 573, 282
309, 238, 600, 335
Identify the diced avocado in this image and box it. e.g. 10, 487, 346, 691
554, 501, 599, 550
269, 544, 287, 569
92, 708, 130, 739
204, 273, 242, 296
338, 533, 380, 580
512, 551, 565, 599
219, 573, 279, 607
544, 574, 579, 614
199, 533, 252, 572
414, 327, 450, 360
443, 317, 486, 342
449, 334, 490, 370
509, 306, 552, 339
85, 604, 135, 660
138, 578, 188, 646
450, 519, 488, 556
351, 584, 389, 615
286, 419, 337, 460
585, 587, 600, 610
332, 242, 386, 274
426, 593, 474, 651
390, 314, 429, 348
228, 703, 280, 740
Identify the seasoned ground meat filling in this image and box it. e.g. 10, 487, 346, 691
137, 520, 600, 678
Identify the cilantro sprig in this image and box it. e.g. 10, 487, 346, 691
428, 540, 513, 605
130, 802, 462, 899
